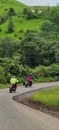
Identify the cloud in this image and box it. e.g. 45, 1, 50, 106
17, 0, 59, 6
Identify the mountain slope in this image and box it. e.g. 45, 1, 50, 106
0, 0, 44, 39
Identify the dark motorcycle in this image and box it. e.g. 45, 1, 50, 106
9, 84, 17, 93
23, 81, 32, 88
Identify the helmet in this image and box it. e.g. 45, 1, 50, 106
28, 74, 32, 76
13, 75, 16, 78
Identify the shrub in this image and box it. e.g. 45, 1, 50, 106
8, 8, 16, 16
0, 67, 7, 83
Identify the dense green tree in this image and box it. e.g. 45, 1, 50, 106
50, 8, 59, 24
0, 37, 19, 58
20, 30, 56, 67
41, 20, 54, 32
20, 30, 40, 67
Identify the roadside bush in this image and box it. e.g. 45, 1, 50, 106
47, 64, 59, 77
0, 67, 6, 83
32, 66, 50, 79
32, 64, 59, 81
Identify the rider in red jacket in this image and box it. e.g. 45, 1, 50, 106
26, 76, 32, 81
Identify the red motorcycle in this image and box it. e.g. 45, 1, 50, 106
23, 81, 32, 88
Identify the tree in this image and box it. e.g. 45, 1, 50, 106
7, 18, 14, 33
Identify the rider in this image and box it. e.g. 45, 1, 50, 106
10, 76, 18, 88
26, 74, 32, 86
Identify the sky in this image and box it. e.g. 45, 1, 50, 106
17, 0, 59, 6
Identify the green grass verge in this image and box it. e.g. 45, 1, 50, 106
0, 84, 9, 89
32, 86, 59, 106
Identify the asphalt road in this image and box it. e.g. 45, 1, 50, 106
0, 82, 59, 130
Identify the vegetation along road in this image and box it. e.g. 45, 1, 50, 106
0, 81, 59, 130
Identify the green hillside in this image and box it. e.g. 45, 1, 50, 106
0, 0, 26, 13
0, 0, 45, 39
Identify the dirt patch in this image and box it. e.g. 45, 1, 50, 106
20, 98, 59, 119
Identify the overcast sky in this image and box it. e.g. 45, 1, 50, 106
17, 0, 59, 6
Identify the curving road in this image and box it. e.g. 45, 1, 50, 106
0, 82, 59, 130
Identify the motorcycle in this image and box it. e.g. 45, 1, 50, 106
9, 84, 17, 93
23, 81, 32, 88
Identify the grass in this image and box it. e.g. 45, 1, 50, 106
32, 86, 59, 106
0, 16, 45, 39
